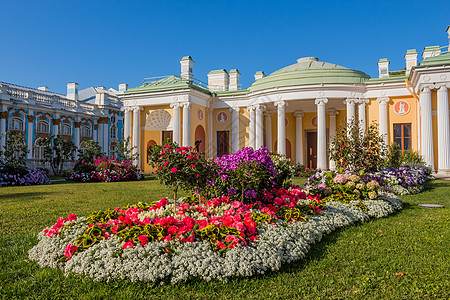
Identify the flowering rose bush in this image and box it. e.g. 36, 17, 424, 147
0, 166, 51, 187
148, 142, 214, 201
213, 147, 277, 203
29, 184, 404, 283
67, 157, 140, 183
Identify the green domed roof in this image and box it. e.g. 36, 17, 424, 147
248, 57, 370, 92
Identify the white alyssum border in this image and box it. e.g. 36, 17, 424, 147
28, 196, 402, 283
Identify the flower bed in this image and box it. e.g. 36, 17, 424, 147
68, 157, 141, 183
305, 164, 432, 197
0, 166, 51, 187
29, 186, 403, 283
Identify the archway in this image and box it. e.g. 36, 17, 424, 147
194, 125, 206, 153
146, 140, 157, 163
273, 138, 292, 159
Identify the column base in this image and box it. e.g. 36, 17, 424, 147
436, 169, 450, 177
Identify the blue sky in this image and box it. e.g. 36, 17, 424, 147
1, 0, 449, 94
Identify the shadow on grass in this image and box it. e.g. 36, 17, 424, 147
423, 179, 450, 191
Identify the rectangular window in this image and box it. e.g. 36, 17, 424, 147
217, 131, 229, 157
393, 123, 412, 152
162, 131, 173, 144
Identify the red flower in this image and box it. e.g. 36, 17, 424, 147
138, 235, 148, 246
183, 217, 195, 229
67, 213, 77, 221
168, 225, 178, 234
171, 168, 178, 173
164, 145, 170, 148
64, 243, 78, 259
196, 173, 200, 177
190, 164, 196, 168
123, 239, 134, 249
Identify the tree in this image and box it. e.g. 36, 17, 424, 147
116, 137, 139, 162
77, 140, 104, 163
0, 130, 28, 169
329, 120, 386, 172
37, 135, 77, 176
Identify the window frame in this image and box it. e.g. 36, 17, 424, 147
8, 118, 24, 131
36, 120, 50, 133
61, 123, 72, 136
393, 123, 412, 152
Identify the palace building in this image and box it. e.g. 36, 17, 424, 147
0, 81, 125, 169
120, 26, 450, 175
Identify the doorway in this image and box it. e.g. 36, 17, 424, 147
217, 131, 229, 157
306, 131, 317, 169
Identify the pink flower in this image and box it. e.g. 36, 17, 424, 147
217, 241, 226, 249
123, 239, 134, 249
231, 201, 243, 209
234, 222, 245, 231
171, 168, 178, 173
196, 173, 200, 177
164, 145, 170, 148
138, 235, 148, 246
164, 161, 169, 167
67, 213, 77, 221
190, 164, 196, 168
183, 217, 195, 229
168, 225, 178, 234
64, 243, 78, 259
222, 215, 233, 227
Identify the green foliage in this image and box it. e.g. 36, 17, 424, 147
386, 142, 402, 168
270, 152, 296, 188
0, 130, 28, 169
400, 150, 425, 165
116, 136, 139, 161
37, 135, 77, 176
147, 142, 214, 201
78, 140, 104, 163
329, 120, 387, 171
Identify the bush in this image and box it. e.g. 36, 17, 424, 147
329, 120, 386, 172
270, 152, 296, 188
0, 167, 51, 187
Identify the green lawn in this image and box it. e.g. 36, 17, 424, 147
1, 178, 449, 299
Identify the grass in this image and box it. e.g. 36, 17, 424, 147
1, 178, 449, 299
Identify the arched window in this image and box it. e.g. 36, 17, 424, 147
82, 126, 91, 137
61, 123, 71, 135
110, 126, 117, 139
8, 118, 24, 131
36, 121, 50, 133
33, 138, 45, 160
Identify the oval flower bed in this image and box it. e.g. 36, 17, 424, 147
28, 186, 403, 283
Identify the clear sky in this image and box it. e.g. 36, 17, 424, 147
1, 0, 449, 94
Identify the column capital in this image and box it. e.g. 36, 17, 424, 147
315, 98, 328, 105
274, 100, 287, 107
132, 106, 144, 112
255, 104, 266, 111
122, 106, 132, 112
358, 98, 369, 104
376, 97, 390, 104
170, 102, 182, 109
181, 102, 192, 108
327, 108, 339, 116
229, 106, 240, 112
420, 85, 432, 93
247, 105, 256, 112
293, 110, 304, 118
437, 84, 448, 92
0, 111, 8, 119
344, 98, 357, 105
27, 115, 35, 122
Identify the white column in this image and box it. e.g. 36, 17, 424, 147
264, 111, 273, 151
182, 103, 191, 147
377, 97, 389, 145
133, 107, 141, 165
274, 100, 286, 155
124, 107, 131, 144
358, 99, 368, 134
328, 108, 339, 170
437, 85, 450, 173
230, 107, 240, 152
102, 122, 108, 156
420, 87, 434, 169
74, 119, 81, 159
255, 104, 265, 149
208, 108, 213, 158
345, 98, 356, 136
27, 114, 34, 159
248, 106, 255, 148
0, 113, 6, 150
98, 120, 104, 151
92, 121, 98, 143
294, 110, 304, 164
315, 98, 328, 170
170, 103, 181, 145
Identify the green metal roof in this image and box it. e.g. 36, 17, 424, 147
124, 75, 210, 95
208, 69, 228, 74
248, 57, 370, 92
365, 75, 408, 84
406, 49, 418, 54
419, 52, 450, 67
180, 56, 193, 61
378, 58, 389, 63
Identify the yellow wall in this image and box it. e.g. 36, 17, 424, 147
212, 108, 232, 157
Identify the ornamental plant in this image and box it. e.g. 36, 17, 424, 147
213, 147, 277, 203
270, 152, 296, 188
68, 157, 140, 182
148, 142, 214, 205
329, 120, 386, 172
37, 135, 77, 176
0, 130, 28, 169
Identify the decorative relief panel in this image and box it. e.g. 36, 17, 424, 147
145, 109, 173, 131
393, 100, 410, 116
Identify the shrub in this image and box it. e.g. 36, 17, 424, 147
329, 120, 386, 172
0, 166, 51, 187
37, 135, 77, 176
270, 152, 296, 188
